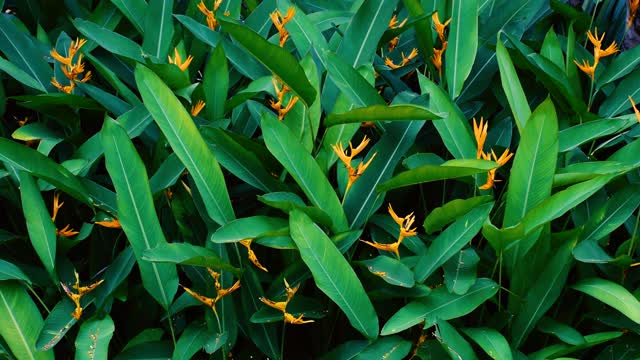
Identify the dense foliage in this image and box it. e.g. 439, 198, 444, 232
1, 0, 640, 358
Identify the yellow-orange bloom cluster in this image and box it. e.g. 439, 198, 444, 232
332, 136, 377, 195
239, 239, 268, 272
190, 100, 206, 116
361, 204, 417, 259
270, 7, 295, 48
60, 271, 104, 320
94, 218, 121, 228
385, 48, 419, 70
431, 12, 451, 77
197, 0, 224, 29
629, 97, 640, 124
574, 28, 618, 79
387, 14, 407, 51
270, 76, 298, 120
52, 193, 79, 237
182, 268, 240, 317
168, 47, 193, 71
474, 118, 514, 190
629, 0, 639, 30
260, 279, 313, 325
50, 38, 91, 94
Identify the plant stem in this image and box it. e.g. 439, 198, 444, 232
26, 284, 50, 313
628, 209, 640, 256
280, 322, 286, 360
167, 310, 177, 347
587, 78, 595, 112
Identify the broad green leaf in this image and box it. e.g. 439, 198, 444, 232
172, 321, 207, 360
353, 335, 411, 360
535, 331, 622, 359
324, 51, 385, 107
536, 317, 585, 346
74, 316, 115, 360
289, 210, 379, 339
443, 248, 480, 295
597, 40, 640, 86
359, 256, 415, 288
540, 28, 564, 69
377, 159, 498, 192
135, 64, 235, 225
0, 282, 53, 360
0, 138, 91, 205
572, 239, 622, 264
200, 127, 284, 193
101, 119, 178, 309
73, 18, 145, 62
558, 116, 637, 152
436, 320, 478, 360
419, 74, 476, 159
424, 196, 493, 234
482, 220, 524, 253
75, 82, 131, 116
110, 0, 147, 34
0, 56, 46, 92
261, 114, 348, 231
402, 0, 434, 64
218, 18, 315, 106
12, 93, 102, 111
320, 340, 369, 360
461, 327, 513, 360
36, 299, 77, 351
415, 202, 493, 282
324, 104, 441, 126
19, 172, 57, 282
496, 39, 530, 132
143, 0, 173, 59
573, 278, 640, 324
203, 44, 228, 121
511, 236, 576, 348
582, 184, 640, 243
210, 216, 288, 243
148, 153, 184, 194
93, 247, 135, 309
0, 259, 31, 284
600, 68, 640, 117
504, 98, 558, 272
142, 243, 238, 274
276, 0, 329, 62
381, 278, 498, 335
258, 192, 334, 229
446, 0, 478, 99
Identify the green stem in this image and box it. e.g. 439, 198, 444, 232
587, 77, 595, 112
26, 284, 50, 314
167, 310, 177, 347
280, 322, 286, 360
628, 209, 640, 257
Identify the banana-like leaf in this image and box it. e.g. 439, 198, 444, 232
73, 18, 145, 62
496, 39, 530, 132
325, 104, 441, 126
74, 316, 115, 360
142, 0, 173, 59
446, 0, 478, 99
572, 278, 640, 324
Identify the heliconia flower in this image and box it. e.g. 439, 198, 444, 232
587, 28, 605, 48
182, 268, 240, 316
332, 136, 376, 194
574, 59, 597, 79
388, 14, 407, 29
270, 7, 295, 47
284, 312, 314, 324
479, 148, 514, 190
432, 12, 451, 42
575, 28, 618, 80
259, 279, 313, 325
473, 117, 488, 159
168, 48, 193, 71
239, 239, 268, 272
190, 100, 206, 116
197, 0, 223, 29
51, 77, 75, 94
94, 218, 121, 229
260, 297, 288, 312
431, 45, 446, 76
629, 97, 640, 123
346, 154, 377, 193
51, 193, 79, 237
597, 42, 619, 59
361, 204, 416, 258
388, 36, 400, 51
61, 271, 104, 320
50, 38, 90, 93
629, 0, 639, 29
385, 48, 419, 70
57, 224, 80, 237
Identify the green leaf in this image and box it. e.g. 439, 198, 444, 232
597, 40, 640, 87
261, 114, 348, 232
435, 319, 478, 360
110, 0, 147, 34
461, 327, 513, 360
572, 278, 640, 324
558, 116, 637, 152
415, 202, 493, 282
74, 316, 115, 360
0, 259, 31, 284
324, 104, 441, 127
443, 249, 480, 295
142, 0, 174, 59
73, 18, 145, 62
135, 64, 235, 225
381, 278, 498, 335
402, 0, 434, 64
258, 192, 334, 229
93, 247, 135, 309
359, 256, 415, 288
0, 138, 92, 205
324, 51, 385, 107
540, 28, 564, 69
377, 159, 498, 192
599, 68, 640, 117
203, 44, 228, 121
12, 93, 103, 111
142, 243, 238, 274
19, 172, 57, 282
0, 282, 53, 360
289, 210, 379, 339
503, 98, 558, 272
172, 321, 207, 360
0, 55, 46, 92
36, 299, 77, 351
424, 196, 493, 234
210, 216, 288, 243
496, 39, 530, 132
446, 0, 478, 99
536, 317, 585, 346
218, 18, 316, 106
511, 236, 576, 348
101, 118, 178, 309
582, 184, 640, 243
353, 335, 411, 360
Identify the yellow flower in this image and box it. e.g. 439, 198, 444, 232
574, 59, 597, 79
630, 97, 640, 123
629, 0, 640, 29
182, 268, 240, 316
51, 193, 79, 237
168, 48, 193, 71
332, 136, 377, 194
284, 312, 314, 324
432, 12, 451, 42
50, 38, 90, 93
473, 117, 488, 159
431, 45, 446, 77
94, 218, 121, 229
388, 36, 400, 52
388, 14, 407, 29
259, 279, 313, 325
239, 239, 268, 272
270, 7, 295, 47
385, 48, 419, 70
361, 204, 416, 259
190, 100, 206, 116
269, 76, 298, 120
60, 271, 104, 320
197, 0, 224, 29
575, 28, 618, 79
479, 148, 514, 190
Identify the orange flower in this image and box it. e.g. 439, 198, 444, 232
190, 100, 206, 116
361, 204, 416, 259
168, 48, 193, 71
260, 279, 313, 325
575, 28, 618, 79
239, 239, 268, 272
479, 149, 514, 190
574, 59, 597, 79
388, 36, 400, 52
630, 97, 640, 123
332, 136, 377, 195
270, 7, 295, 47
197, 0, 224, 29
94, 218, 121, 229
60, 271, 104, 320
182, 268, 240, 316
51, 193, 79, 237
431, 45, 446, 77
50, 38, 90, 93
270, 76, 298, 120
473, 117, 488, 159
629, 0, 640, 29
388, 14, 407, 29
385, 48, 419, 70
432, 12, 451, 42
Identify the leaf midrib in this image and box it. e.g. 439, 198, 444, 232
0, 288, 36, 360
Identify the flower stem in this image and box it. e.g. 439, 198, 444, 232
628, 209, 640, 257
280, 322, 286, 360
587, 77, 595, 112
167, 310, 177, 347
